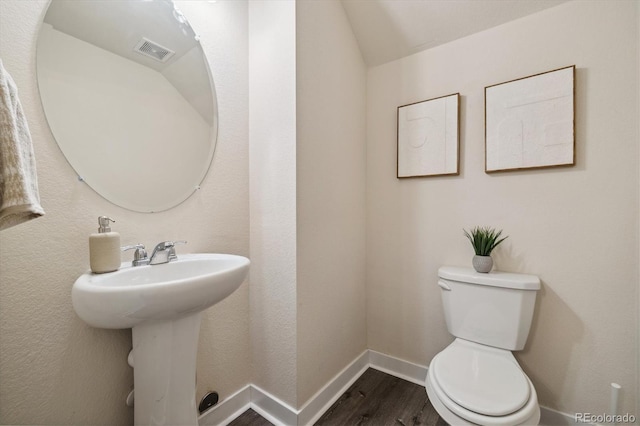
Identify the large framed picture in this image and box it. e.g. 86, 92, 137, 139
485, 65, 575, 173
397, 93, 460, 178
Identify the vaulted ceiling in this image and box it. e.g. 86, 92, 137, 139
341, 0, 569, 67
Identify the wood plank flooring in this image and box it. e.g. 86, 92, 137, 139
228, 368, 447, 426
229, 409, 273, 426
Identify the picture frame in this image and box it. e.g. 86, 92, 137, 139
484, 65, 575, 173
397, 93, 460, 178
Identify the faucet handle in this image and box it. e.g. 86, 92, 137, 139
122, 244, 149, 266
167, 240, 187, 261
122, 243, 144, 251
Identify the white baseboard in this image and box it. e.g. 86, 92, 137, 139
297, 350, 370, 426
368, 349, 428, 386
198, 385, 251, 426
250, 385, 298, 426
539, 405, 599, 426
199, 350, 578, 426
199, 351, 370, 426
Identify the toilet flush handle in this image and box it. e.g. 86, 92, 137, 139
437, 280, 451, 291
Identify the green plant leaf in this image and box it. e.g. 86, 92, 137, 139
463, 226, 508, 256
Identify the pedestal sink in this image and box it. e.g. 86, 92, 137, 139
72, 253, 250, 426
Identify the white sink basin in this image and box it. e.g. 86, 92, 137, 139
72, 253, 249, 329
71, 253, 250, 426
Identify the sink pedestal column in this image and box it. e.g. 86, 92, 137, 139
132, 312, 202, 426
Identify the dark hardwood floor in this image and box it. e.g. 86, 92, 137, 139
230, 409, 273, 426
228, 368, 447, 426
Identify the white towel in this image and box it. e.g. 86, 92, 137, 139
0, 60, 45, 231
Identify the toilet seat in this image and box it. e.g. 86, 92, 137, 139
433, 339, 530, 416
426, 339, 540, 426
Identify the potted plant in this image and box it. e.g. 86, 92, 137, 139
463, 226, 508, 273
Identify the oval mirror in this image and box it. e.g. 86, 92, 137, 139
36, 0, 218, 212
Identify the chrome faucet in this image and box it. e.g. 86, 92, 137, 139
149, 240, 187, 265
122, 244, 149, 266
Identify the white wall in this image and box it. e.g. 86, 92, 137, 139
0, 0, 250, 423
366, 0, 638, 417
248, 0, 299, 408
296, 0, 367, 407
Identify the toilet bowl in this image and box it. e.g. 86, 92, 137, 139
428, 267, 541, 426
426, 339, 540, 426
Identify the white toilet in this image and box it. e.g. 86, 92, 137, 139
426, 266, 541, 426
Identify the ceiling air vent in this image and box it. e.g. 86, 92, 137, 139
133, 38, 175, 63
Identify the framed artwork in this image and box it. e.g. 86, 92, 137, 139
485, 65, 575, 173
397, 93, 460, 178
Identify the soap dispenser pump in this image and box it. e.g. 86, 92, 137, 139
89, 216, 121, 274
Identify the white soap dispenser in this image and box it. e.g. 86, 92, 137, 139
89, 216, 121, 273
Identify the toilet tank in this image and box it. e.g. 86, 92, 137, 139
438, 266, 541, 351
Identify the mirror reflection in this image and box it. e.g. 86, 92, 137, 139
37, 0, 218, 212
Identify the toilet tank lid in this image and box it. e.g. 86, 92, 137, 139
438, 266, 540, 290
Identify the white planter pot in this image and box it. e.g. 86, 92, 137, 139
472, 255, 493, 273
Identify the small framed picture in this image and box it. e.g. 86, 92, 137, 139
485, 65, 575, 173
397, 93, 460, 178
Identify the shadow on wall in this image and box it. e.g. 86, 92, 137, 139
58, 317, 132, 424
492, 243, 527, 273
516, 281, 584, 411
